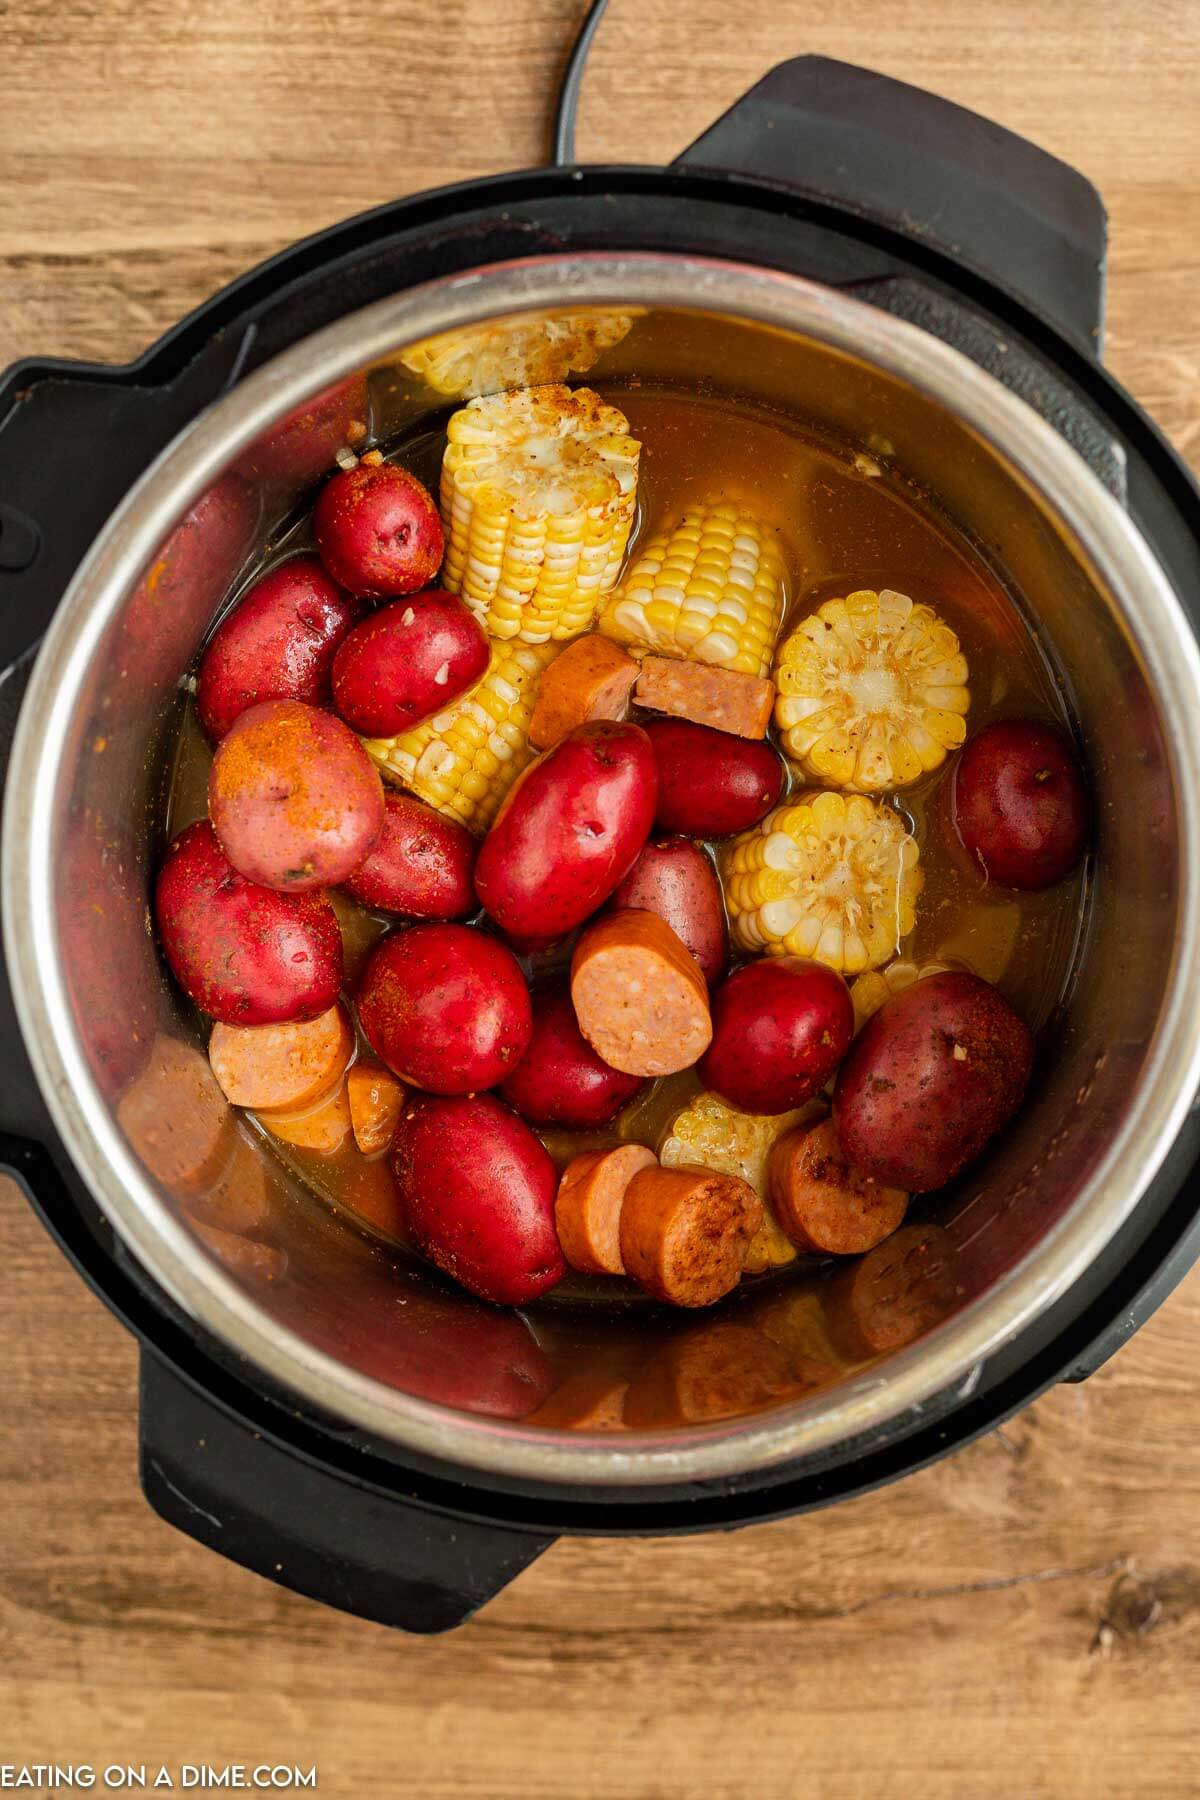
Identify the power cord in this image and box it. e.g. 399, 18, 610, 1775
552, 0, 611, 165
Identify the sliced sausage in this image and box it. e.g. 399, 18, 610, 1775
768, 1117, 908, 1255
257, 1081, 354, 1154
117, 1036, 235, 1193
825, 1223, 960, 1359
347, 1061, 407, 1156
570, 909, 712, 1077
208, 1003, 353, 1113
619, 1163, 762, 1307
634, 655, 775, 740
555, 1143, 657, 1276
528, 635, 640, 749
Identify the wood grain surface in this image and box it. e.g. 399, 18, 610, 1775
2, 0, 1199, 1793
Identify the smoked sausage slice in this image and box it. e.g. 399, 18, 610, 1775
768, 1117, 908, 1255
555, 1143, 657, 1276
619, 1164, 762, 1307
570, 909, 712, 1077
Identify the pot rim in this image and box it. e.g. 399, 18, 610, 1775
6, 251, 1200, 1487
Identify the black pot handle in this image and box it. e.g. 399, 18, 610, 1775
675, 56, 1107, 361
139, 1352, 555, 1632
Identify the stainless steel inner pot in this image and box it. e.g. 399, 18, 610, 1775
6, 254, 1200, 1486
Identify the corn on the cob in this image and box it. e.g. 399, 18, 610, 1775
439, 385, 640, 644
850, 957, 958, 1033
659, 1090, 817, 1273
396, 309, 640, 398
599, 501, 786, 679
361, 641, 558, 832
722, 790, 922, 974
774, 588, 970, 791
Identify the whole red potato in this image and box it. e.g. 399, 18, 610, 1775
197, 554, 363, 741
357, 923, 532, 1094
644, 717, 784, 837
155, 821, 343, 1025
701, 957, 854, 1114
610, 837, 728, 985
209, 699, 384, 891
474, 721, 657, 940
331, 590, 488, 737
834, 971, 1034, 1192
498, 984, 643, 1128
341, 789, 477, 919
391, 1093, 564, 1304
313, 456, 443, 598
947, 720, 1089, 890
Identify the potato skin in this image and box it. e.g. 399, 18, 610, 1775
356, 922, 532, 1094
197, 554, 363, 741
701, 958, 854, 1114
644, 718, 784, 837
610, 837, 728, 985
391, 1093, 564, 1304
947, 720, 1089, 890
209, 698, 384, 892
474, 721, 657, 939
313, 459, 443, 598
155, 821, 343, 1025
498, 984, 643, 1128
833, 971, 1034, 1191
331, 591, 489, 737
341, 789, 477, 919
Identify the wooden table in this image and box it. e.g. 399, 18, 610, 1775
2, 1, 1198, 1793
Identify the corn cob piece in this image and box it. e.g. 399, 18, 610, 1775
659, 1089, 819, 1274
361, 641, 558, 833
439, 385, 640, 644
722, 791, 922, 975
396, 309, 640, 398
850, 957, 957, 1034
774, 588, 970, 791
599, 501, 786, 679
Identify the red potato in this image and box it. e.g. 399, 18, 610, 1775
341, 789, 477, 919
356, 922, 532, 1094
948, 720, 1089, 890
209, 699, 384, 892
701, 958, 854, 1115
644, 718, 785, 838
833, 971, 1034, 1192
313, 456, 443, 598
155, 821, 343, 1025
238, 375, 369, 490
767, 1116, 908, 1255
610, 837, 728, 985
474, 721, 657, 939
196, 555, 363, 742
331, 591, 489, 737
498, 985, 644, 1128
391, 1093, 564, 1304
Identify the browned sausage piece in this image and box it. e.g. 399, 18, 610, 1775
623, 1320, 799, 1426
571, 909, 712, 1077
555, 1143, 657, 1275
634, 656, 775, 740
258, 1081, 354, 1155
768, 1117, 908, 1255
209, 1003, 353, 1113
117, 1035, 236, 1192
347, 1060, 406, 1156
619, 1163, 762, 1307
825, 1223, 960, 1359
528, 635, 640, 749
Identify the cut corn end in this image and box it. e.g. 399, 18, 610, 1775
361, 642, 559, 832
599, 499, 787, 679
722, 791, 923, 975
439, 385, 641, 644
774, 588, 970, 792
396, 308, 641, 398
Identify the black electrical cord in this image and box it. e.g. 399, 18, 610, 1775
552, 0, 611, 165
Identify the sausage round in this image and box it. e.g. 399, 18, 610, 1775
570, 909, 712, 1077
555, 1144, 657, 1276
767, 1116, 908, 1255
619, 1164, 762, 1307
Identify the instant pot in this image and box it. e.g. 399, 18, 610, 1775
3, 57, 1200, 1632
